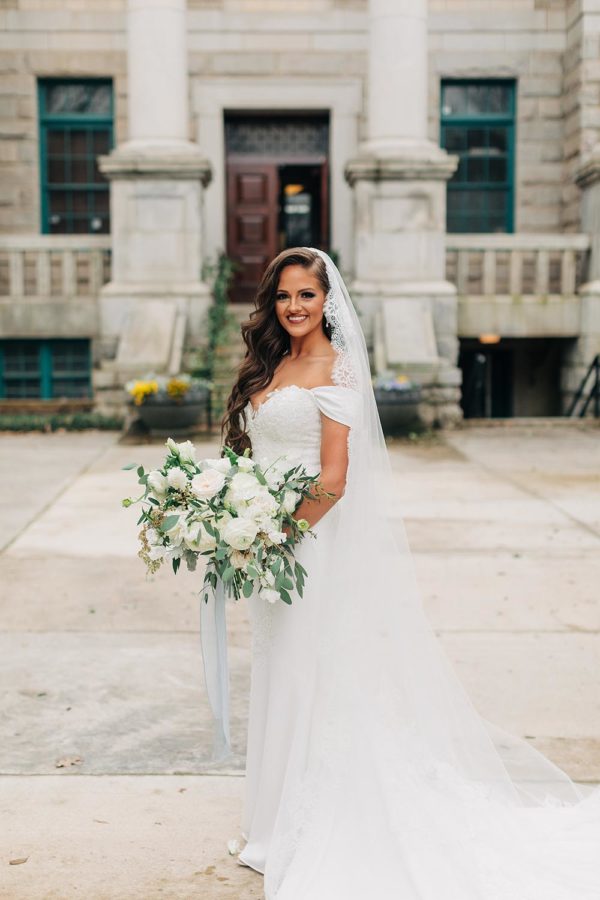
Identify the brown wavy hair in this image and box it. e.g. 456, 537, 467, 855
221, 247, 332, 454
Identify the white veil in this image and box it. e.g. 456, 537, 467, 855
301, 247, 593, 809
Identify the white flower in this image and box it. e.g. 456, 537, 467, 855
145, 527, 159, 544
225, 472, 263, 506
261, 587, 279, 605
201, 456, 232, 474
237, 456, 255, 472
176, 440, 196, 463
267, 530, 287, 545
147, 544, 165, 561
191, 469, 226, 499
282, 490, 300, 515
166, 467, 188, 491
240, 489, 278, 520
183, 521, 216, 552
222, 517, 259, 551
166, 437, 179, 455
147, 470, 168, 498
163, 509, 188, 545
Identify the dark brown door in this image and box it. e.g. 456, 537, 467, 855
226, 163, 279, 304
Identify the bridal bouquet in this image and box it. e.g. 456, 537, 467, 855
122, 438, 329, 605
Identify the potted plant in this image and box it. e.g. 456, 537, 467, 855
125, 373, 212, 435
372, 371, 423, 434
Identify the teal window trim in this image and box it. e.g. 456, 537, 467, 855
38, 78, 114, 235
0, 339, 92, 400
440, 79, 516, 234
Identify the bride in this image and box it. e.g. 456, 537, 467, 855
209, 246, 600, 899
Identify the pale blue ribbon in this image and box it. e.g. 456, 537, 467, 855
199, 572, 231, 762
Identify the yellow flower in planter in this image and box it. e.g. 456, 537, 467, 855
128, 380, 159, 406
166, 377, 191, 401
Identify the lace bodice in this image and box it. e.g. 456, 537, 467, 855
245, 384, 361, 476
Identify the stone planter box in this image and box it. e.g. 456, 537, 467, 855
374, 387, 423, 434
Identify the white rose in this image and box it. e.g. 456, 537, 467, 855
237, 456, 255, 472
241, 489, 278, 520
191, 469, 226, 500
222, 517, 258, 551
176, 440, 196, 463
147, 470, 168, 498
267, 530, 287, 545
225, 472, 263, 505
183, 521, 216, 552
261, 587, 279, 605
200, 456, 232, 474
282, 490, 300, 515
166, 467, 188, 491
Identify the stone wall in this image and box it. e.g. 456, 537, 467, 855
0, 0, 589, 240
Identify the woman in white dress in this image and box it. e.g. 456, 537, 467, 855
211, 246, 600, 899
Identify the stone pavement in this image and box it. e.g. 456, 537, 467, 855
1, 423, 599, 899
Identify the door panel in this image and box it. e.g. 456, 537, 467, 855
226, 164, 279, 303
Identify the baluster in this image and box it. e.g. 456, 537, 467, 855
62, 249, 76, 297
456, 250, 469, 295
509, 250, 522, 296
9, 250, 24, 297
483, 249, 496, 295
37, 250, 51, 297
89, 249, 103, 296
535, 249, 550, 295
561, 249, 576, 295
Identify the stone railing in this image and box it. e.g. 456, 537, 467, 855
446, 234, 590, 299
0, 235, 111, 300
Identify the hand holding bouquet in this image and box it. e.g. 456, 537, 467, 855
122, 438, 331, 606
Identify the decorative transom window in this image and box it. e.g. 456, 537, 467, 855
441, 80, 515, 234
0, 339, 92, 400
225, 115, 329, 156
38, 79, 114, 234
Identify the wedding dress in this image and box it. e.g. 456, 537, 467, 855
201, 248, 600, 899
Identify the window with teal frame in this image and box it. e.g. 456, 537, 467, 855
38, 79, 114, 234
441, 80, 515, 233
0, 340, 92, 400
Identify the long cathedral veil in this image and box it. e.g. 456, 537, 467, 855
303, 246, 594, 808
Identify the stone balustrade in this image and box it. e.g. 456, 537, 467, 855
0, 236, 111, 302
446, 234, 591, 301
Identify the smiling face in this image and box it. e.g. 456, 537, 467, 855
274, 264, 327, 338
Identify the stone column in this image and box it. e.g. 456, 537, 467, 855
345, 0, 461, 427
97, 0, 212, 392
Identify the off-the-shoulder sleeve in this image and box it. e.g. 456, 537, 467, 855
311, 385, 362, 429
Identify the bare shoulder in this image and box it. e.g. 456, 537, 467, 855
310, 345, 339, 387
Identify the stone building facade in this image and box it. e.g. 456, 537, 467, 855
1, 0, 599, 422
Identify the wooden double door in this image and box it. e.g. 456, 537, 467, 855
226, 156, 329, 303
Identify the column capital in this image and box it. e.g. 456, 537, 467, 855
344, 145, 458, 186
98, 141, 212, 185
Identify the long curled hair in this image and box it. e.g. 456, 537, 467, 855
221, 247, 332, 454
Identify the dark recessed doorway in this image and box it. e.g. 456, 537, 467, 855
225, 112, 330, 303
